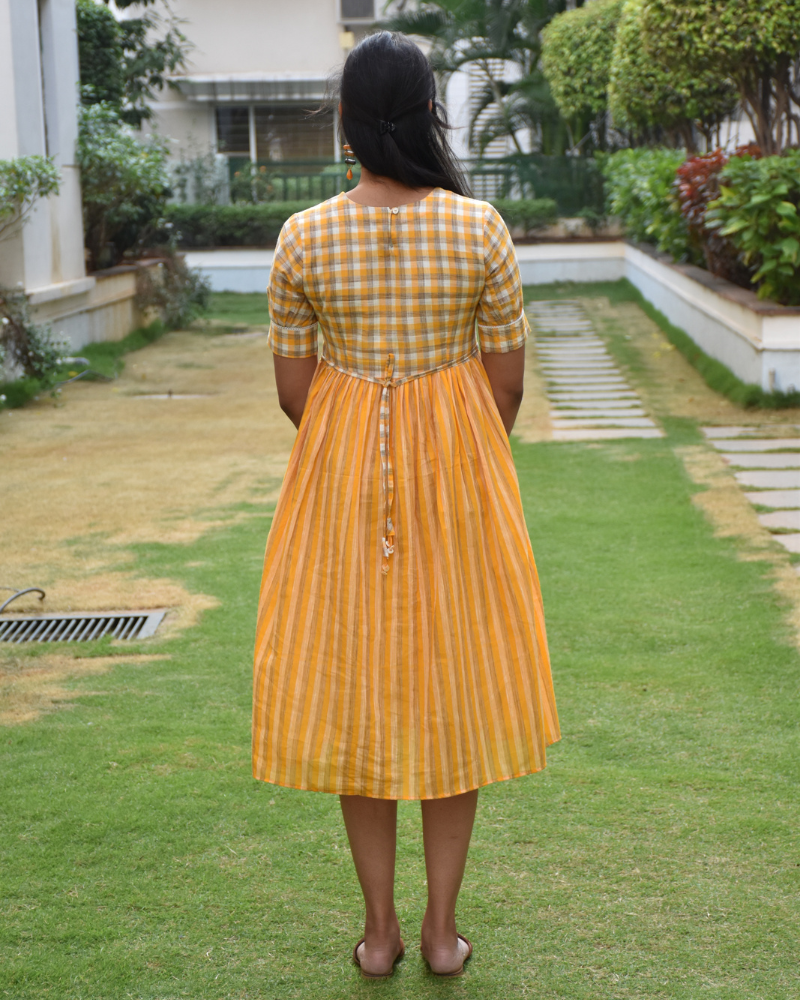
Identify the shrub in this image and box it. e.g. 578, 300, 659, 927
675, 144, 761, 287
491, 199, 559, 235
608, 0, 735, 151
600, 147, 691, 260
77, 102, 170, 269
76, 0, 189, 128
0, 156, 60, 242
706, 150, 800, 306
151, 202, 319, 247
135, 251, 211, 329
0, 287, 67, 392
541, 0, 624, 126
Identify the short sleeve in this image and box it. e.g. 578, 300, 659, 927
475, 205, 530, 353
267, 216, 318, 357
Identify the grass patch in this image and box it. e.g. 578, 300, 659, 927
206, 293, 270, 328
525, 280, 800, 410
0, 321, 167, 409
2, 429, 799, 998
78, 320, 167, 379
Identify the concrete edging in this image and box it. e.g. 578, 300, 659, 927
184, 242, 800, 393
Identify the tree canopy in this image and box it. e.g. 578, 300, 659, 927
540, 0, 623, 125
639, 0, 800, 153
608, 0, 736, 152
384, 0, 571, 155
76, 0, 189, 127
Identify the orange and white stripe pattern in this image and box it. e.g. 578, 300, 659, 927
253, 189, 559, 800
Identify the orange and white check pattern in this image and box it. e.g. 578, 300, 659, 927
267, 188, 530, 373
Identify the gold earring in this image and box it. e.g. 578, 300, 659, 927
343, 143, 356, 181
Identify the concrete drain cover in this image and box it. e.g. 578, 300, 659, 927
0, 610, 166, 643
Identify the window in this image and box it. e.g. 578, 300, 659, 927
216, 107, 250, 154
216, 105, 333, 163
340, 0, 374, 19
254, 106, 332, 161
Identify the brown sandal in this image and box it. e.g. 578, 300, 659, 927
424, 933, 473, 977
353, 937, 406, 979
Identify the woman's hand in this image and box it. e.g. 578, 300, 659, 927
273, 354, 319, 429
481, 345, 525, 435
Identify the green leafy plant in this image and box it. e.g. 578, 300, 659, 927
149, 203, 318, 248
135, 251, 211, 330
77, 102, 170, 269
608, 0, 736, 152
600, 147, 692, 259
705, 150, 800, 306
639, 0, 800, 155
76, 0, 189, 128
0, 156, 60, 242
540, 0, 624, 150
0, 287, 67, 399
384, 1, 572, 156
674, 144, 761, 287
172, 153, 228, 206
492, 197, 558, 234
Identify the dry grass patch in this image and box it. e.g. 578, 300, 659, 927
0, 653, 170, 725
0, 328, 293, 617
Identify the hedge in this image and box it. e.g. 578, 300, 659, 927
156, 197, 560, 249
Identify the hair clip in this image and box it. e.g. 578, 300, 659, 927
379, 120, 396, 135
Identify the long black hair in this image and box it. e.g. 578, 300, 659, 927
338, 31, 470, 197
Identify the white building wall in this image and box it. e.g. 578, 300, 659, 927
0, 0, 86, 296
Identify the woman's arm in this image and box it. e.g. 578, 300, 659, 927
481, 345, 525, 435
273, 354, 319, 429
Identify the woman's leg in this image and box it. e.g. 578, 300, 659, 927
339, 795, 403, 975
420, 789, 479, 974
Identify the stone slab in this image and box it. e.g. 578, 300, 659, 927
541, 363, 617, 370
551, 427, 664, 441
548, 389, 639, 399
551, 399, 643, 409
551, 417, 656, 428
547, 379, 630, 388
772, 534, 800, 554
721, 452, 800, 468
743, 489, 800, 508
552, 409, 648, 419
701, 426, 766, 438
758, 510, 800, 530
711, 439, 800, 452
734, 470, 800, 488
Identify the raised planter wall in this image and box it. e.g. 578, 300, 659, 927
27, 263, 158, 353
185, 242, 800, 393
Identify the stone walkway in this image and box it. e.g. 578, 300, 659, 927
703, 426, 800, 557
528, 300, 663, 441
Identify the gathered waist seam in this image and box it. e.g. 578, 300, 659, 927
319, 347, 480, 575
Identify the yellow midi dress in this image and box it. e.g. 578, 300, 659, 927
252, 187, 559, 800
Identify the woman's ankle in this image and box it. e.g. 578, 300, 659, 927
364, 910, 401, 943
420, 909, 457, 943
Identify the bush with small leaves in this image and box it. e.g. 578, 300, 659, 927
600, 147, 692, 260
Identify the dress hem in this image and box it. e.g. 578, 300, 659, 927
251, 738, 561, 800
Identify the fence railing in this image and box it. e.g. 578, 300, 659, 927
175, 155, 606, 215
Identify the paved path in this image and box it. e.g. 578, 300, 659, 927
704, 426, 800, 557
528, 300, 663, 441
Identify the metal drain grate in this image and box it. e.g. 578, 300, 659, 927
0, 610, 166, 644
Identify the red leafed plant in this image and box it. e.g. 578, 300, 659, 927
675, 144, 762, 287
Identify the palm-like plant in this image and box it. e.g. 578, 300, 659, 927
383, 0, 569, 156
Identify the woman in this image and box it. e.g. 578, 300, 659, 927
253, 31, 559, 979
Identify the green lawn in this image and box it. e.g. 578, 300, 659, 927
2, 307, 799, 998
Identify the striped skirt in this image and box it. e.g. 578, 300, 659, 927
252, 354, 560, 799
